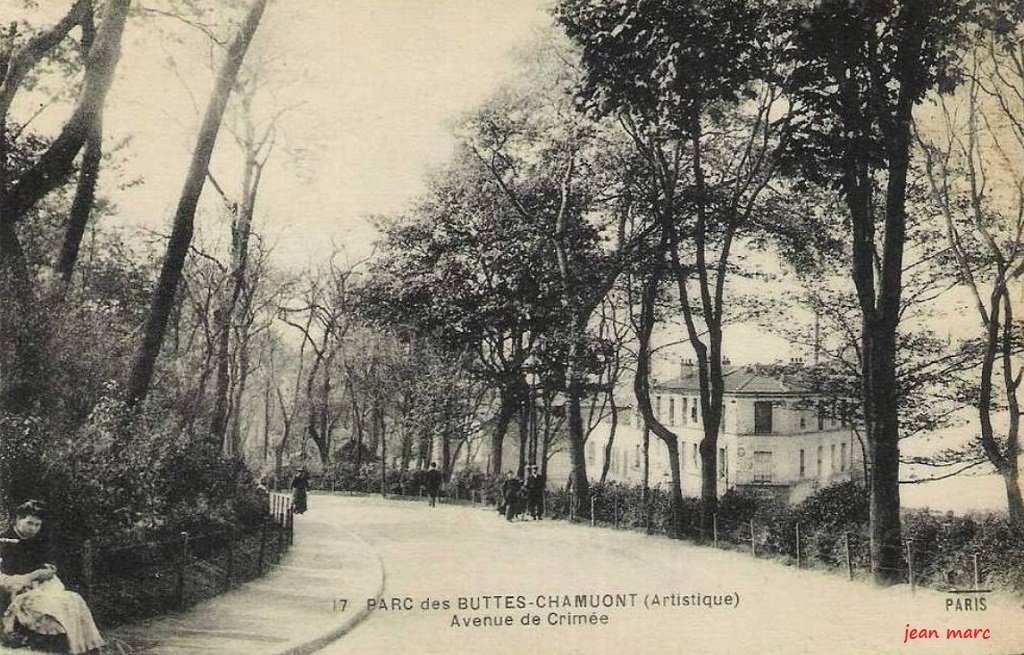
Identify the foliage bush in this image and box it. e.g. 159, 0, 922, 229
0, 389, 266, 591
514, 477, 1024, 595
449, 465, 488, 499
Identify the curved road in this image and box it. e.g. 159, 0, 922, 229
314, 496, 1024, 655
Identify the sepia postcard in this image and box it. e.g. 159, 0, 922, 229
0, 1, 1022, 654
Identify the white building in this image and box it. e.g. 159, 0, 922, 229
538, 363, 865, 503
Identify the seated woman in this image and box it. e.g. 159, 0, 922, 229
0, 500, 104, 654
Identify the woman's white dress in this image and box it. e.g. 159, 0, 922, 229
1, 574, 104, 653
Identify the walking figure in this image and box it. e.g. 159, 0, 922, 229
425, 462, 442, 508
499, 470, 524, 521
292, 467, 310, 515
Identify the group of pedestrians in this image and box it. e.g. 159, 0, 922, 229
288, 461, 546, 521
498, 465, 545, 522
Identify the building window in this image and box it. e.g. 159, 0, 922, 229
816, 445, 823, 477
692, 443, 699, 465
754, 401, 773, 434
634, 445, 641, 468
817, 403, 825, 430
830, 444, 836, 473
753, 451, 772, 483
690, 402, 698, 423
669, 398, 675, 426
681, 397, 688, 421
718, 447, 727, 481
720, 405, 726, 432
656, 395, 662, 420
799, 449, 806, 478
800, 416, 806, 429
840, 443, 847, 472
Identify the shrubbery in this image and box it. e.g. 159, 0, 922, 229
0, 390, 265, 579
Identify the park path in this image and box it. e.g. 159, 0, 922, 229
317, 495, 1024, 655
96, 495, 383, 655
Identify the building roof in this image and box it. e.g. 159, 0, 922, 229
656, 364, 813, 396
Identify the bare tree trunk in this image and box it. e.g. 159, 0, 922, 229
210, 307, 232, 449
599, 395, 619, 484
229, 335, 251, 457
634, 267, 684, 537
565, 321, 591, 514
518, 401, 528, 473
56, 112, 102, 282
274, 386, 292, 485
642, 423, 650, 500
441, 403, 452, 478
262, 378, 271, 462
125, 0, 268, 409
377, 401, 387, 497
57, 0, 103, 284
490, 387, 518, 475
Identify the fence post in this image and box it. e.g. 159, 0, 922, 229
906, 540, 915, 595
973, 552, 980, 591
257, 520, 269, 573
176, 531, 189, 609
225, 528, 235, 590
590, 497, 596, 526
81, 539, 94, 604
750, 520, 757, 557
287, 506, 294, 546
277, 514, 285, 559
713, 514, 718, 549
795, 523, 802, 569
844, 532, 853, 579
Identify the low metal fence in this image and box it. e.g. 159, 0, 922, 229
51, 500, 294, 627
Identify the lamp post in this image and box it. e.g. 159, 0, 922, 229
524, 354, 539, 464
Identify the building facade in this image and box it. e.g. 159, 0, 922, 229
535, 363, 865, 503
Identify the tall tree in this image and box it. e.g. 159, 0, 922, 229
463, 65, 645, 513
361, 148, 561, 475
917, 4, 1024, 529
125, 0, 269, 410
0, 0, 132, 412
781, 0, 969, 582
557, 0, 794, 532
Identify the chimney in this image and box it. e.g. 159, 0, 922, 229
679, 358, 694, 379
722, 357, 731, 366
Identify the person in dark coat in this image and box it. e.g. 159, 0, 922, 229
424, 462, 442, 508
500, 470, 523, 521
291, 467, 310, 515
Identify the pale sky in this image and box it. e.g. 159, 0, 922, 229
82, 0, 555, 269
